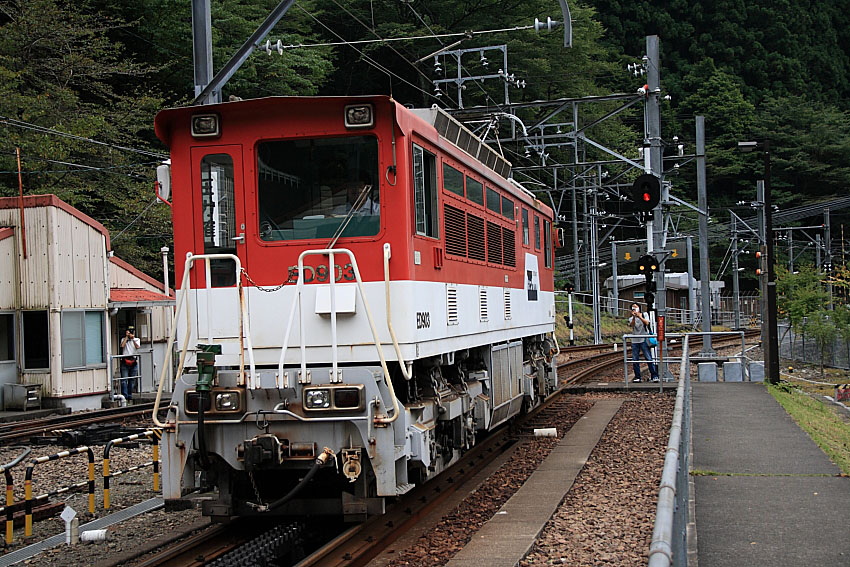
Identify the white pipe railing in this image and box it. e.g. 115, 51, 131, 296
648, 334, 690, 567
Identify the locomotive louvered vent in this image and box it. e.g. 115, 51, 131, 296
504, 288, 512, 320
447, 286, 459, 325
444, 204, 467, 257
410, 106, 512, 179
467, 214, 486, 261
502, 227, 516, 267
479, 286, 489, 322
487, 221, 503, 264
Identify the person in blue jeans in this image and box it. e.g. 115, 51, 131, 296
629, 302, 659, 382
120, 327, 140, 400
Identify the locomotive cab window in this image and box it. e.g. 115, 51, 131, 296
534, 215, 541, 250
413, 144, 438, 238
257, 136, 379, 242
201, 154, 237, 287
544, 219, 552, 268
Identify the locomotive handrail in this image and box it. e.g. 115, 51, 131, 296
383, 243, 412, 381
153, 253, 257, 427
276, 247, 400, 424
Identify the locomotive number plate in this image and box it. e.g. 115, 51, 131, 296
287, 263, 356, 283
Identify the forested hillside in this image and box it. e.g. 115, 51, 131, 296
0, 0, 848, 278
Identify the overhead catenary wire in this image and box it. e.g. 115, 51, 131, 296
293, 3, 445, 104
0, 116, 167, 159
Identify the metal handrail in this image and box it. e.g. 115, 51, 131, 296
275, 248, 400, 425
648, 334, 690, 567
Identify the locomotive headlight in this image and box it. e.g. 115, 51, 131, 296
304, 388, 331, 409
344, 104, 374, 128
214, 391, 240, 411
191, 114, 220, 138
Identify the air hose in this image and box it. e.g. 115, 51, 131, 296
262, 448, 335, 512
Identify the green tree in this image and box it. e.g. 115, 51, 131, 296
802, 310, 838, 378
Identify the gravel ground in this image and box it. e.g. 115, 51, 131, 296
520, 393, 673, 567
0, 440, 207, 565
383, 395, 599, 567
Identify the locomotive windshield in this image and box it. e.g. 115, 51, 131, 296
257, 136, 380, 241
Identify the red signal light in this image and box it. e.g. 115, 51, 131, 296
642, 192, 651, 202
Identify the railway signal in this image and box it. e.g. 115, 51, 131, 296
637, 254, 658, 273
631, 174, 661, 213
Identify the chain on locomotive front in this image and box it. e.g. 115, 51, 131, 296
152, 96, 559, 521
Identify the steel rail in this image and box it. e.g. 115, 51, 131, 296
0, 403, 156, 444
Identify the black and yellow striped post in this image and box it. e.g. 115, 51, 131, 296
2, 447, 30, 543
25, 446, 94, 537
4, 468, 14, 544
103, 429, 160, 509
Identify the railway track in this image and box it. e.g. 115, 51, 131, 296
0, 403, 157, 444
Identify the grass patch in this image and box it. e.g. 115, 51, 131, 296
767, 382, 850, 475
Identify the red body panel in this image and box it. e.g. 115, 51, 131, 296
154, 96, 555, 293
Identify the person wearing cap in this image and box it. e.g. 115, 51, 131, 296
120, 327, 141, 400
628, 302, 659, 382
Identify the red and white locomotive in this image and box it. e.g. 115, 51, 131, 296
153, 96, 558, 520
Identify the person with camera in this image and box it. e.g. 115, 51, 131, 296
120, 327, 141, 401
628, 302, 659, 383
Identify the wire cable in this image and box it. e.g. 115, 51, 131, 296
294, 2, 443, 103
111, 198, 159, 243
0, 116, 167, 159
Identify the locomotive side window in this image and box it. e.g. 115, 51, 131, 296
200, 154, 237, 287
486, 187, 501, 214
522, 208, 530, 246
501, 196, 514, 220
257, 136, 379, 241
534, 215, 541, 250
413, 144, 438, 238
544, 219, 552, 268
443, 164, 464, 196
466, 177, 484, 206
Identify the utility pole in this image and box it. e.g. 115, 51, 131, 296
757, 180, 766, 349
763, 141, 780, 384
825, 208, 833, 309
645, 35, 671, 378
192, 0, 215, 101
686, 235, 696, 325
788, 229, 794, 272
732, 214, 741, 329
611, 241, 619, 316
696, 116, 714, 354
590, 187, 602, 343
571, 185, 580, 291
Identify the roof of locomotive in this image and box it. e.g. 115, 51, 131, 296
154, 95, 552, 216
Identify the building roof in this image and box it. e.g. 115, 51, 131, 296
110, 256, 174, 296
0, 194, 110, 249
0, 227, 14, 241
603, 273, 725, 292
109, 287, 175, 308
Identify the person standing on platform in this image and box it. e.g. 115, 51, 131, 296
629, 302, 659, 382
120, 327, 141, 400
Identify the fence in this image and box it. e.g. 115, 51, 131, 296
648, 334, 691, 567
778, 321, 850, 370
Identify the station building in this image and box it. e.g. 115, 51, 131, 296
603, 273, 725, 323
0, 195, 173, 411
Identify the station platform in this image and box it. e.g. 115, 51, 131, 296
692, 383, 850, 566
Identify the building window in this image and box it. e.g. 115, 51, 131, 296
413, 144, 439, 238
61, 311, 105, 370
0, 314, 13, 362
442, 163, 464, 196
634, 291, 645, 299
521, 208, 530, 246
544, 219, 552, 268
534, 216, 541, 250
22, 311, 49, 370
466, 176, 483, 206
